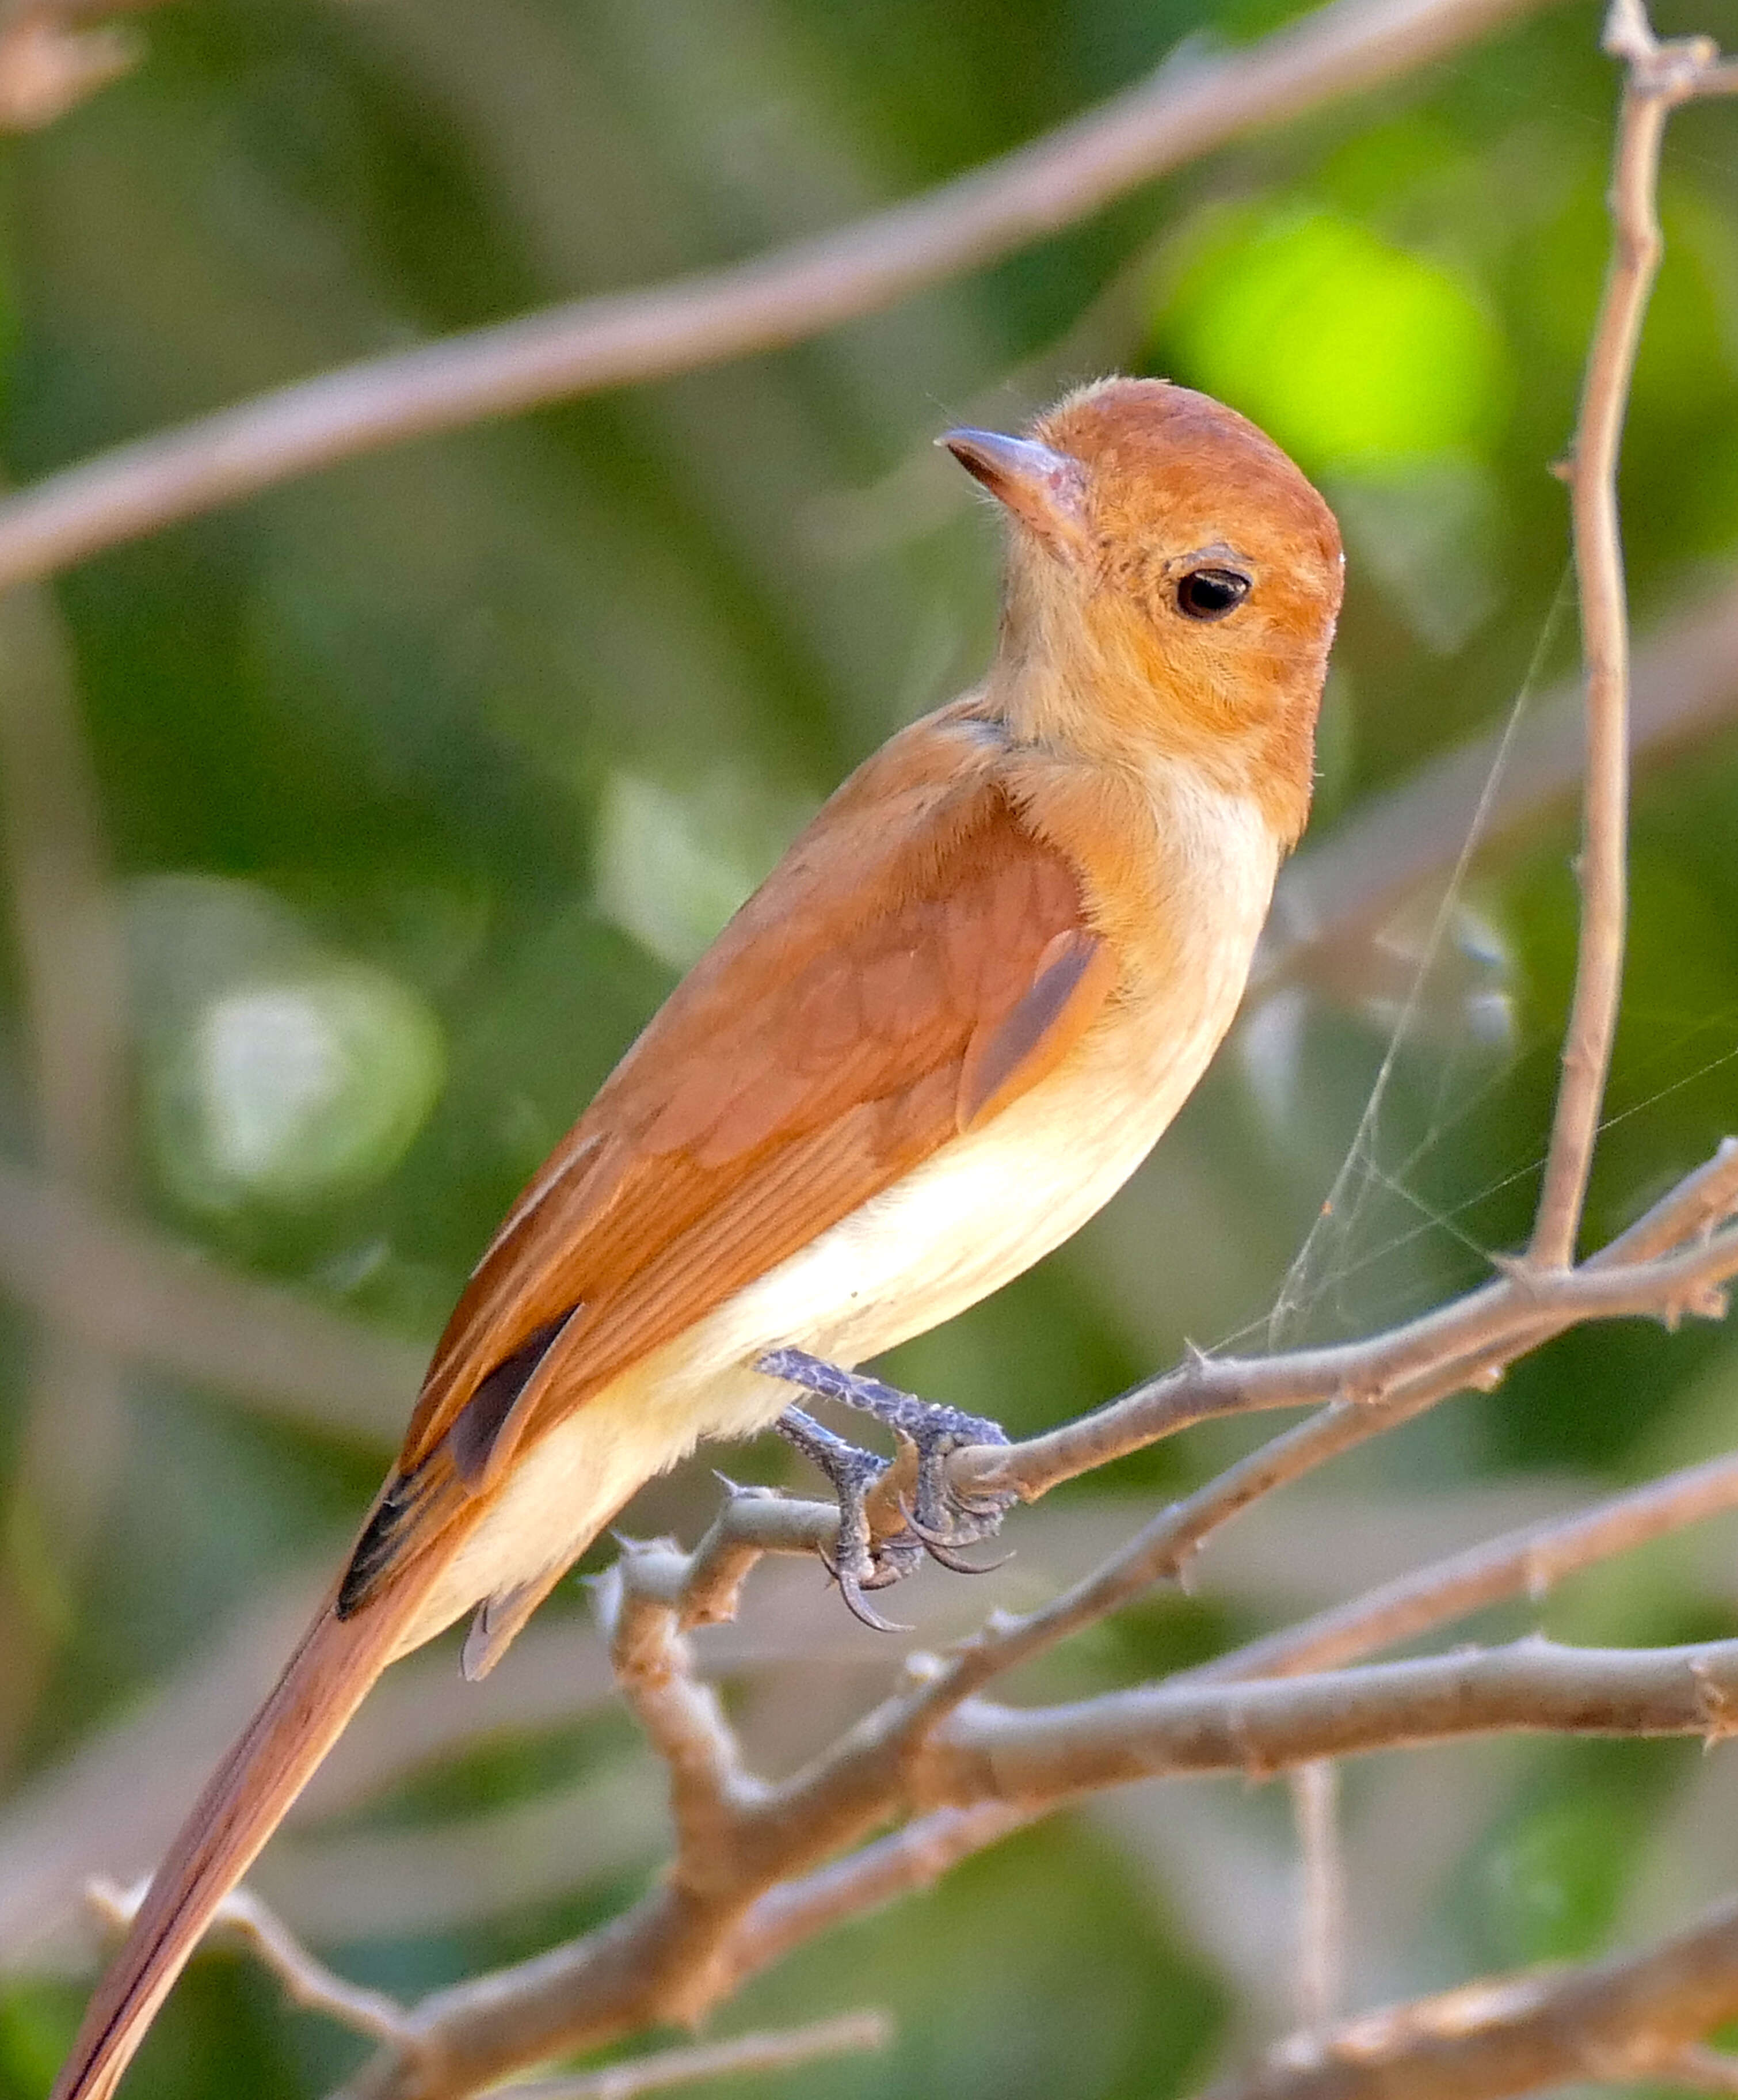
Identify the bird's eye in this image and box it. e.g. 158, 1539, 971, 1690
1175, 566, 1252, 622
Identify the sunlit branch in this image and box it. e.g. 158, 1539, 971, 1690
1200, 1893, 1738, 2100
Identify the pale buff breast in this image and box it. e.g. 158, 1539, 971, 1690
412, 766, 1280, 1640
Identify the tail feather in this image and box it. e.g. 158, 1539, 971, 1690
52, 1577, 436, 2100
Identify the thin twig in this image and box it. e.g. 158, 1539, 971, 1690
502, 2013, 891, 2100
718, 1805, 1032, 1998
0, 0, 1550, 590
1290, 1762, 1346, 2031
85, 1876, 415, 2051
1529, 2, 1738, 1265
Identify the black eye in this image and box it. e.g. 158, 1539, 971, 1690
1176, 566, 1251, 621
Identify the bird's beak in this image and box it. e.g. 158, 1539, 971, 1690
940, 428, 1087, 545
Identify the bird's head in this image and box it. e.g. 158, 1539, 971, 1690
942, 377, 1343, 846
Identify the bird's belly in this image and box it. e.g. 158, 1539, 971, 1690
710, 968, 1240, 1402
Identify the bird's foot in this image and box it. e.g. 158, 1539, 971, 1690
761, 1349, 1017, 1616
773, 1405, 923, 1630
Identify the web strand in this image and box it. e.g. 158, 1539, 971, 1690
1252, 566, 1577, 1355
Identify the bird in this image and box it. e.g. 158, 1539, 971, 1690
51, 375, 1342, 2100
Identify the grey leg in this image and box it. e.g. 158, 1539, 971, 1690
773, 1405, 922, 1631
761, 1349, 1016, 1566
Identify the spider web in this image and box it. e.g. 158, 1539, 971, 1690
1220, 565, 1738, 1364
1210, 568, 1594, 1359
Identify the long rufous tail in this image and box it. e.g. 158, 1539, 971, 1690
51, 1576, 437, 2100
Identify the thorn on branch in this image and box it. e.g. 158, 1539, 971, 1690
1690, 1656, 1738, 1748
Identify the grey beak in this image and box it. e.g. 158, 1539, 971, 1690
940, 428, 1087, 539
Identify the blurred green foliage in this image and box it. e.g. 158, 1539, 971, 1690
7, 0, 1738, 2094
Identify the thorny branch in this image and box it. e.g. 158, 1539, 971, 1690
31, 4, 1738, 2100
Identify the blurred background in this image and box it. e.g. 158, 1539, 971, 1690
5, 0, 1738, 2093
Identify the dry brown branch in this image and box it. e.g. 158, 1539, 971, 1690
327, 1614, 1738, 2100
90, 1873, 891, 2097
321, 1529, 1738, 2100
1529, 2, 1738, 1266
919, 1634, 1738, 1803
1199, 1894, 1738, 2100
597, 1543, 768, 1862
951, 1178, 1738, 1508
715, 1804, 1034, 1999
0, 0, 1552, 592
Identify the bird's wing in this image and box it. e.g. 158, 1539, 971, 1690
341, 709, 1118, 1606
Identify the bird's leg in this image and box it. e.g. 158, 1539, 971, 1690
760, 1349, 1016, 1570
772, 1405, 922, 1631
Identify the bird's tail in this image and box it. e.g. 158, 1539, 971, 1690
51, 1574, 437, 2100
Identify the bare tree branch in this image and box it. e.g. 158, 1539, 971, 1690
1530, 5, 1738, 1264
324, 1472, 1738, 2100
1200, 1894, 1738, 2100
917, 1634, 1738, 1805
0, 0, 1553, 591
716, 1805, 1032, 2000
951, 1182, 1738, 1509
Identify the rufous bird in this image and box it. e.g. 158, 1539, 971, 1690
52, 376, 1342, 2100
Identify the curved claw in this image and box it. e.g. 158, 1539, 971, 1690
924, 1536, 1014, 1576
833, 1566, 913, 1633
901, 1492, 1014, 1551
897, 1497, 1012, 1573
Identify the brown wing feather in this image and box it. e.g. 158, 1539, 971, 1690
346, 706, 1114, 1600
